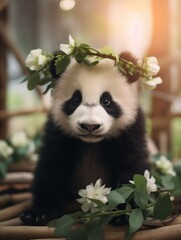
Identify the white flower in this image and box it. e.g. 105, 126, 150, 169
143, 57, 160, 76
142, 77, 163, 90
10, 131, 29, 148
155, 156, 176, 176
0, 140, 13, 159
60, 35, 76, 55
144, 170, 157, 194
25, 48, 48, 71
77, 179, 111, 213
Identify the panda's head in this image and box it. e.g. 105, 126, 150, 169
51, 52, 140, 142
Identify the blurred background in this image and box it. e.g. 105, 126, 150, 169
0, 0, 181, 164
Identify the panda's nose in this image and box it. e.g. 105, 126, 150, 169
80, 123, 100, 132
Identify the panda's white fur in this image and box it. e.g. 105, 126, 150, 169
51, 59, 139, 142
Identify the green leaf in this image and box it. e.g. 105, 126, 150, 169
88, 227, 105, 240
68, 228, 88, 240
108, 190, 125, 207
142, 207, 154, 219
70, 211, 83, 220
124, 232, 135, 240
152, 172, 163, 187
54, 215, 74, 237
83, 58, 99, 66
133, 175, 148, 207
172, 175, 181, 186
43, 83, 54, 94
153, 194, 172, 220
161, 175, 175, 190
117, 63, 128, 74
87, 216, 111, 231
37, 77, 52, 86
55, 55, 70, 75
20, 74, 30, 84
99, 45, 119, 62
74, 48, 87, 63
171, 183, 181, 197
79, 43, 91, 49
129, 209, 144, 233
48, 218, 59, 228
27, 72, 40, 90
117, 186, 134, 201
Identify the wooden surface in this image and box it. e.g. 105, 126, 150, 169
0, 190, 181, 240
0, 163, 181, 239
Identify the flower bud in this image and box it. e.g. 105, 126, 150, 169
25, 49, 48, 71
144, 57, 160, 76
60, 35, 76, 55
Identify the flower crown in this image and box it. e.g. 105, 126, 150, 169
24, 35, 162, 93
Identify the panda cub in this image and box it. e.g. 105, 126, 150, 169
21, 52, 149, 226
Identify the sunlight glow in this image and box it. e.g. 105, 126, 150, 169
107, 0, 153, 58
59, 0, 76, 11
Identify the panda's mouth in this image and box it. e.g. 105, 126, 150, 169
78, 133, 104, 142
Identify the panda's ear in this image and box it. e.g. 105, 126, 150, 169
119, 51, 140, 83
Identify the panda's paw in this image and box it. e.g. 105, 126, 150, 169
20, 208, 57, 226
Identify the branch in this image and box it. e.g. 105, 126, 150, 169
0, 217, 23, 226
0, 226, 56, 240
0, 199, 32, 222
0, 193, 32, 207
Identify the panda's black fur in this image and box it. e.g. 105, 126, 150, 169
21, 52, 149, 226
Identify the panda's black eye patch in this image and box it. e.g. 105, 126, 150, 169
63, 90, 82, 115
100, 92, 122, 118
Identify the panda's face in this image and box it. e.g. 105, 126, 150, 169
52, 59, 139, 142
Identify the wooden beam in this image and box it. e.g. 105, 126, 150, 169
148, 0, 171, 154
0, 6, 8, 138
0, 108, 47, 120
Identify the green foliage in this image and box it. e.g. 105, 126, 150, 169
88, 227, 105, 240
133, 175, 148, 207
129, 209, 144, 233
55, 54, 70, 75
27, 72, 40, 90
153, 194, 172, 220
107, 189, 125, 207
54, 215, 74, 237
24, 37, 158, 93
0, 131, 42, 178
117, 186, 134, 201
49, 170, 181, 240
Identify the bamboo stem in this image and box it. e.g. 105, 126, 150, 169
0, 224, 181, 240
33, 239, 61, 240
0, 171, 34, 184
0, 193, 32, 207
105, 224, 181, 240
8, 161, 35, 172
0, 226, 56, 240
0, 217, 23, 226
0, 199, 32, 222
